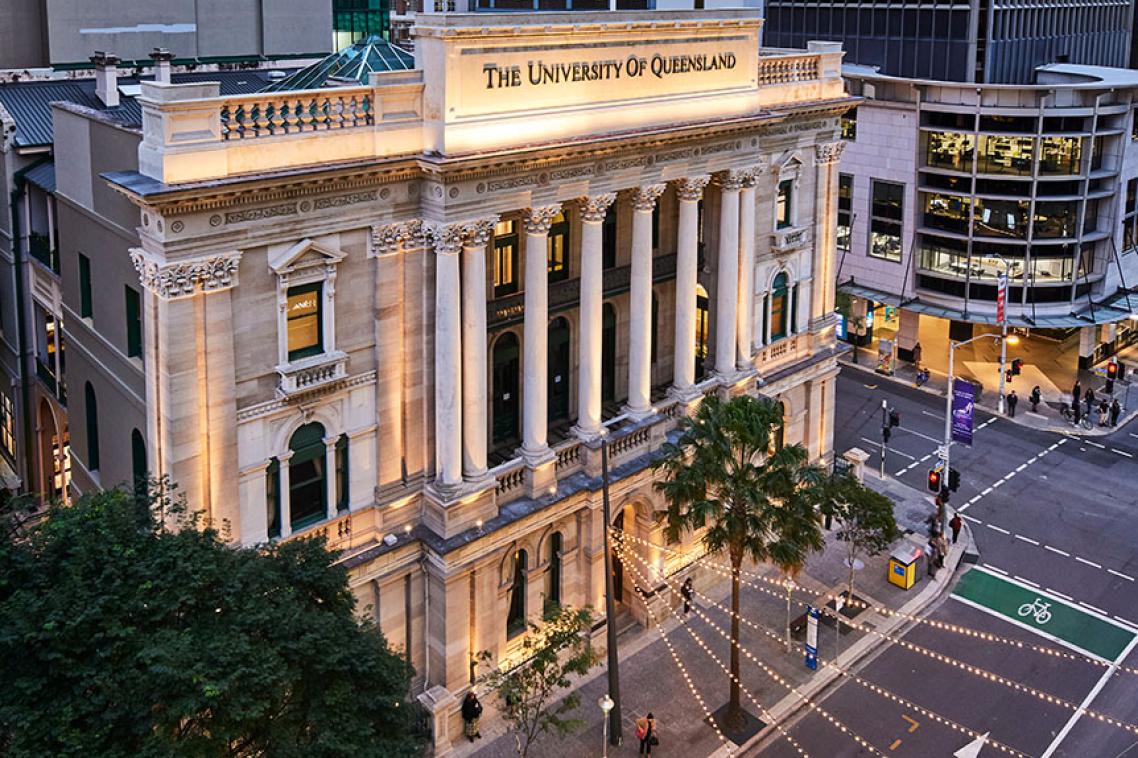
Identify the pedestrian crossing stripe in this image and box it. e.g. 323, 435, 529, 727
951, 567, 1136, 663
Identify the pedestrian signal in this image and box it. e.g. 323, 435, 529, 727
948, 468, 960, 492
927, 469, 941, 493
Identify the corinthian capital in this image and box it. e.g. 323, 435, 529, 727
371, 219, 427, 257
460, 217, 497, 247
578, 193, 617, 223
522, 204, 562, 235
814, 141, 846, 166
130, 249, 242, 299
426, 222, 465, 255
717, 169, 752, 192
676, 176, 711, 202
631, 184, 666, 212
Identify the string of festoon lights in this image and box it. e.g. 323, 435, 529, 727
613, 542, 890, 758
635, 565, 737, 756
618, 546, 812, 758
614, 528, 1138, 678
613, 540, 1031, 758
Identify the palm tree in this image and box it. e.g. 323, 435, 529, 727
654, 394, 827, 728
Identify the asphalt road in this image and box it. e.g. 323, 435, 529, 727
754, 371, 1138, 758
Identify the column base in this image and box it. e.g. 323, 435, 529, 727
418, 685, 458, 758
423, 478, 498, 539
621, 402, 655, 422
572, 422, 605, 443
521, 447, 557, 499
667, 384, 704, 417
716, 367, 758, 399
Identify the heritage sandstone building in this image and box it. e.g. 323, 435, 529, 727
63, 10, 852, 751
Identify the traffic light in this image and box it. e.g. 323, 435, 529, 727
1107, 360, 1119, 380
927, 468, 941, 493
948, 467, 960, 492
888, 408, 901, 428
1011, 358, 1023, 376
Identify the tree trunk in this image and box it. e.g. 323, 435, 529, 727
728, 554, 743, 728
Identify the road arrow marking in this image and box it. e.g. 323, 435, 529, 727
954, 732, 989, 758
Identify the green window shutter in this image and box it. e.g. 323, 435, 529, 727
84, 382, 99, 471
78, 254, 93, 319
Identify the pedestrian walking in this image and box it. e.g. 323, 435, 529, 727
636, 713, 659, 755
1098, 399, 1109, 426
1029, 386, 1041, 413
927, 541, 940, 578
949, 513, 962, 544
935, 534, 949, 567
1111, 398, 1122, 427
1006, 390, 1018, 417
1085, 387, 1096, 416
461, 691, 483, 742
1073, 396, 1082, 425
912, 342, 922, 368
681, 577, 693, 615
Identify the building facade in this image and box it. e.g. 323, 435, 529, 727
762, 0, 1134, 84
837, 64, 1138, 371
49, 10, 849, 751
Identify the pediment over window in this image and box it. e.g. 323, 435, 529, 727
268, 238, 346, 278
774, 151, 804, 176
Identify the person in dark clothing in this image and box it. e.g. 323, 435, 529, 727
949, 513, 962, 544
1085, 387, 1095, 415
1111, 398, 1122, 427
1073, 397, 1082, 425
637, 713, 658, 755
461, 692, 483, 742
1029, 386, 1041, 413
927, 542, 940, 578
1006, 390, 1018, 417
681, 577, 693, 615
912, 342, 922, 368
1072, 382, 1082, 411
1098, 399, 1109, 426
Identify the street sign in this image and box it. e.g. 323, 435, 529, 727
996, 274, 1007, 325
804, 605, 820, 670
954, 732, 989, 758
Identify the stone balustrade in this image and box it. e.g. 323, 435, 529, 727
219, 88, 375, 140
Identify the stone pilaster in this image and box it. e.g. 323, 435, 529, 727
574, 193, 617, 441
671, 176, 710, 402
715, 172, 745, 378
625, 184, 666, 420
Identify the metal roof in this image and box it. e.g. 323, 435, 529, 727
23, 161, 55, 193
262, 36, 414, 92
0, 69, 291, 149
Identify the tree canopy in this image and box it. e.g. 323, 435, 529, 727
0, 486, 423, 758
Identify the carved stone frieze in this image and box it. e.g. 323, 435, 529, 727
130, 249, 242, 299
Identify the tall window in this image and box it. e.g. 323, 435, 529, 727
837, 174, 853, 254
335, 434, 350, 512
1124, 178, 1138, 253
840, 107, 857, 140
769, 272, 790, 342
507, 549, 528, 638
266, 458, 281, 539
78, 254, 93, 319
602, 207, 617, 269
545, 532, 562, 614
288, 423, 327, 531
125, 286, 142, 359
695, 285, 709, 379
547, 212, 569, 282
493, 220, 519, 297
776, 180, 794, 229
652, 204, 661, 249
651, 292, 659, 364
286, 283, 323, 361
131, 429, 147, 495
0, 392, 13, 461
84, 382, 99, 472
869, 180, 904, 262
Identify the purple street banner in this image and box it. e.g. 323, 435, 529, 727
951, 378, 976, 446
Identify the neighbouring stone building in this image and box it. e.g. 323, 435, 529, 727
50, 10, 852, 752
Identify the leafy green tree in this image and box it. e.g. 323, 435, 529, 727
0, 484, 424, 758
655, 394, 827, 727
477, 606, 599, 758
827, 472, 900, 604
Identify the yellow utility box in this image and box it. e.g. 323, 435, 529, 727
888, 543, 923, 590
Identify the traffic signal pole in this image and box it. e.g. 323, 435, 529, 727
880, 399, 888, 477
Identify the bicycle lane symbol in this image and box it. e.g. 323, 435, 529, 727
1017, 598, 1052, 625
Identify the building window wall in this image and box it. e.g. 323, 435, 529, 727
973, 198, 1030, 238
977, 135, 1035, 176
332, 0, 389, 49
1123, 178, 1137, 252
1033, 201, 1078, 239
925, 131, 974, 172
494, 220, 520, 296
267, 457, 282, 539
837, 174, 853, 254
125, 286, 142, 359
918, 236, 972, 279
131, 429, 147, 494
769, 272, 790, 342
0, 392, 14, 462
545, 532, 562, 615
286, 283, 323, 361
921, 192, 972, 235
335, 434, 350, 512
602, 207, 617, 269
840, 107, 857, 140
1039, 136, 1083, 175
870, 180, 904, 261
78, 254, 93, 319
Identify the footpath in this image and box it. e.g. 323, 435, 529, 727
457, 470, 974, 758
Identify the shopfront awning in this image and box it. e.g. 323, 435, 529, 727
838, 281, 1138, 328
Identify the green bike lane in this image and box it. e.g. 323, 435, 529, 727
951, 567, 1137, 662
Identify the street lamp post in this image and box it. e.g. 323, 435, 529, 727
599, 694, 615, 758
600, 442, 622, 748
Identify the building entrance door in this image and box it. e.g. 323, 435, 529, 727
548, 317, 571, 423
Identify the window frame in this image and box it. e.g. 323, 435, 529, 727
78, 253, 93, 319
269, 239, 344, 369
547, 212, 570, 283
869, 179, 905, 262
493, 219, 520, 297
776, 179, 795, 230
285, 282, 324, 362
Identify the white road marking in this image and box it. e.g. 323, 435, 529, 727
921, 410, 941, 419
1075, 556, 1103, 569
1016, 463, 1027, 472
1112, 448, 1134, 458
981, 487, 993, 496
1015, 534, 1040, 546
859, 438, 917, 460
1085, 440, 1106, 449
951, 593, 1109, 662
1115, 614, 1138, 628
1045, 545, 1071, 557
962, 514, 981, 524
1048, 588, 1074, 602
1013, 575, 1041, 588
1108, 569, 1135, 582
981, 563, 1009, 575
1079, 601, 1110, 616
986, 524, 1011, 535
899, 426, 943, 444
1041, 636, 1138, 757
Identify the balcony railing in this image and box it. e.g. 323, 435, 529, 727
220, 90, 374, 140
758, 54, 821, 85
276, 351, 349, 397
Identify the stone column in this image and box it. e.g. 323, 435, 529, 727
575, 193, 616, 440
715, 172, 745, 377
737, 171, 758, 369
324, 436, 338, 520
626, 184, 666, 419
521, 205, 561, 465
812, 142, 845, 322
430, 225, 464, 491
279, 451, 293, 538
671, 176, 710, 401
460, 218, 496, 482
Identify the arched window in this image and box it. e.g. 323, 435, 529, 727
289, 422, 327, 531
507, 549, 528, 638
492, 332, 521, 447
602, 303, 617, 403
131, 429, 147, 495
770, 272, 790, 342
84, 382, 99, 472
548, 318, 571, 424
545, 532, 562, 615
